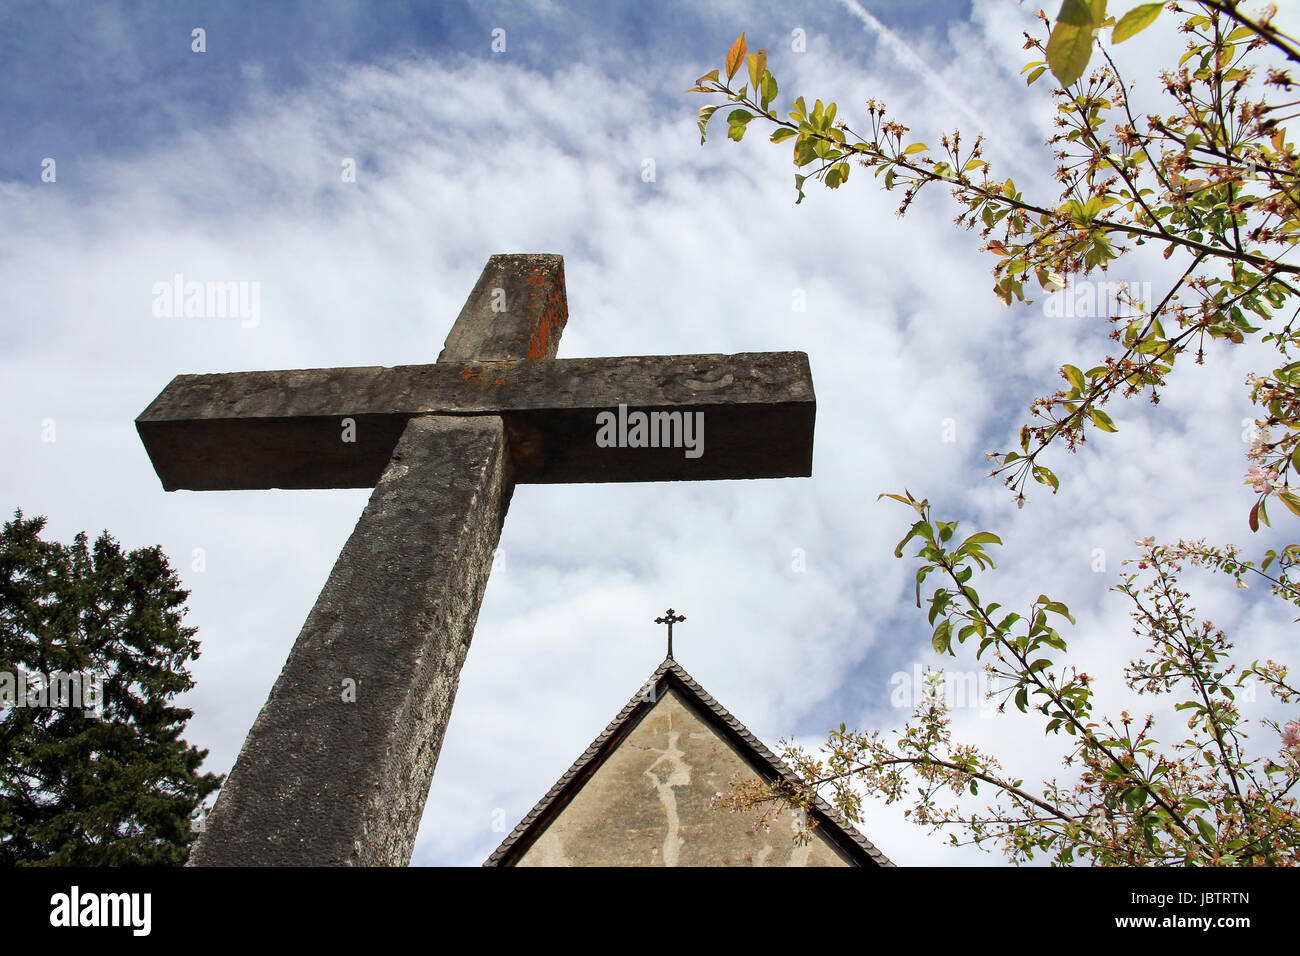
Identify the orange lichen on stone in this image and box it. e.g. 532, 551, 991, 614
522, 264, 568, 360
460, 365, 486, 385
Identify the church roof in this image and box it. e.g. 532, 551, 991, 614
484, 657, 894, 867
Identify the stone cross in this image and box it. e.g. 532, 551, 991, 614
136, 254, 816, 866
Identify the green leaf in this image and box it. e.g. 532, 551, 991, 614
1194, 815, 1216, 842
893, 522, 920, 558
770, 127, 798, 143
1113, 2, 1161, 42
914, 565, 932, 608
1040, 631, 1067, 651
1042, 599, 1076, 624
726, 108, 754, 142
1089, 408, 1118, 432
1063, 364, 1086, 392
932, 619, 954, 656
825, 164, 843, 188
1056, 0, 1107, 27
903, 142, 928, 155
697, 105, 720, 145
1047, 0, 1107, 88
959, 531, 1003, 550
1026, 65, 1048, 85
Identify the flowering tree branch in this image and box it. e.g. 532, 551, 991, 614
692, 3, 1300, 528
694, 3, 1300, 865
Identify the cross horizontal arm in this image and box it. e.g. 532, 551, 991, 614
136, 352, 815, 490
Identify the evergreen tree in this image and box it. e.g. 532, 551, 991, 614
0, 510, 221, 865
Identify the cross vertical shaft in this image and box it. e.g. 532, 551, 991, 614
188, 255, 565, 865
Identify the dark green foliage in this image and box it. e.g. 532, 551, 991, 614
0, 510, 221, 865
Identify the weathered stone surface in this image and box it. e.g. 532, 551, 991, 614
188, 415, 512, 866
515, 689, 852, 866
437, 253, 567, 362
487, 659, 891, 867
135, 352, 815, 489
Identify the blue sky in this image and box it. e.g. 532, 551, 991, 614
0, 0, 967, 184
4, 0, 1298, 867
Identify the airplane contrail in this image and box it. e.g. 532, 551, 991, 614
835, 0, 990, 134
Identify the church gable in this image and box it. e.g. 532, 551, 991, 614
485, 660, 892, 867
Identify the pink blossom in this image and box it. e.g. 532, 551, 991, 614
1246, 465, 1278, 493
1283, 720, 1300, 752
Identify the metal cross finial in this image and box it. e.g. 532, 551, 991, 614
655, 608, 686, 660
